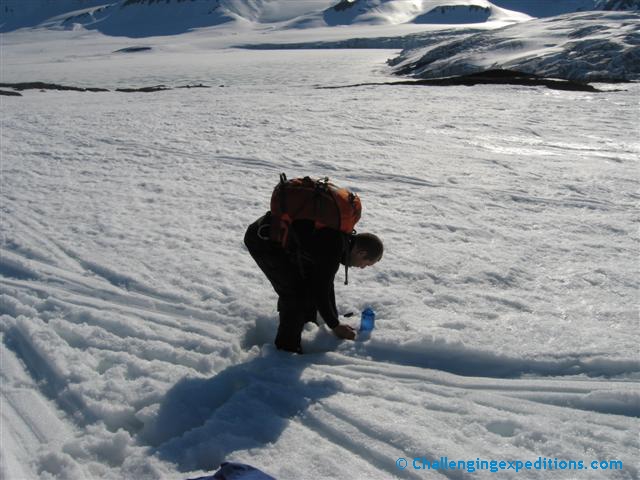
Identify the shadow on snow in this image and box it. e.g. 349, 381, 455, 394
138, 348, 340, 472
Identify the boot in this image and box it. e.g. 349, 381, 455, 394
274, 311, 305, 354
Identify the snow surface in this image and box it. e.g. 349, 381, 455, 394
1, 7, 640, 480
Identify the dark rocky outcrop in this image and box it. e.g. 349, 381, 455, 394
114, 46, 153, 53
116, 85, 171, 93
0, 82, 210, 95
0, 82, 109, 92
319, 69, 605, 92
116, 84, 209, 92
333, 0, 356, 12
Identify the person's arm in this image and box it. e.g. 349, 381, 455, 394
311, 231, 356, 340
312, 258, 340, 329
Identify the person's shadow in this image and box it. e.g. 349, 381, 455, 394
138, 347, 340, 473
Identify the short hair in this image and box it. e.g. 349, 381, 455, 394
354, 233, 383, 261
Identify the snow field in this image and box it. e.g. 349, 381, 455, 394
1, 47, 639, 479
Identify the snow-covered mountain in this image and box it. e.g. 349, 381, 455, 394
283, 0, 533, 28
389, 10, 640, 82
1, 0, 636, 36
0, 0, 107, 29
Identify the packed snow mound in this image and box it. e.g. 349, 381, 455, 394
389, 11, 640, 82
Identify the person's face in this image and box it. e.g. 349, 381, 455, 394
349, 248, 380, 269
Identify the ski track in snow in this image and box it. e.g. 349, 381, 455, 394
1, 47, 639, 479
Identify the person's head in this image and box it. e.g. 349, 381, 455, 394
349, 233, 383, 268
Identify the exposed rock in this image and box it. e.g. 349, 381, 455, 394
176, 84, 210, 89
0, 89, 22, 96
319, 69, 604, 92
116, 85, 170, 93
114, 46, 153, 53
0, 82, 108, 92
116, 84, 209, 92
333, 0, 357, 12
0, 82, 210, 94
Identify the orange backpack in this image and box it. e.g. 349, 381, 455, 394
269, 173, 362, 248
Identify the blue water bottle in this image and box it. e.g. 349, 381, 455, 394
360, 307, 375, 332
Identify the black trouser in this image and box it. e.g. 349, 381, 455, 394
244, 214, 316, 353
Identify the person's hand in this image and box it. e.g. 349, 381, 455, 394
332, 323, 356, 340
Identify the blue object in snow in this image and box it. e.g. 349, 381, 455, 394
359, 307, 375, 331
186, 462, 277, 480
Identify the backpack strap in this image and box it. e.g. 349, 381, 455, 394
287, 226, 309, 280
343, 233, 355, 286
278, 173, 288, 214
